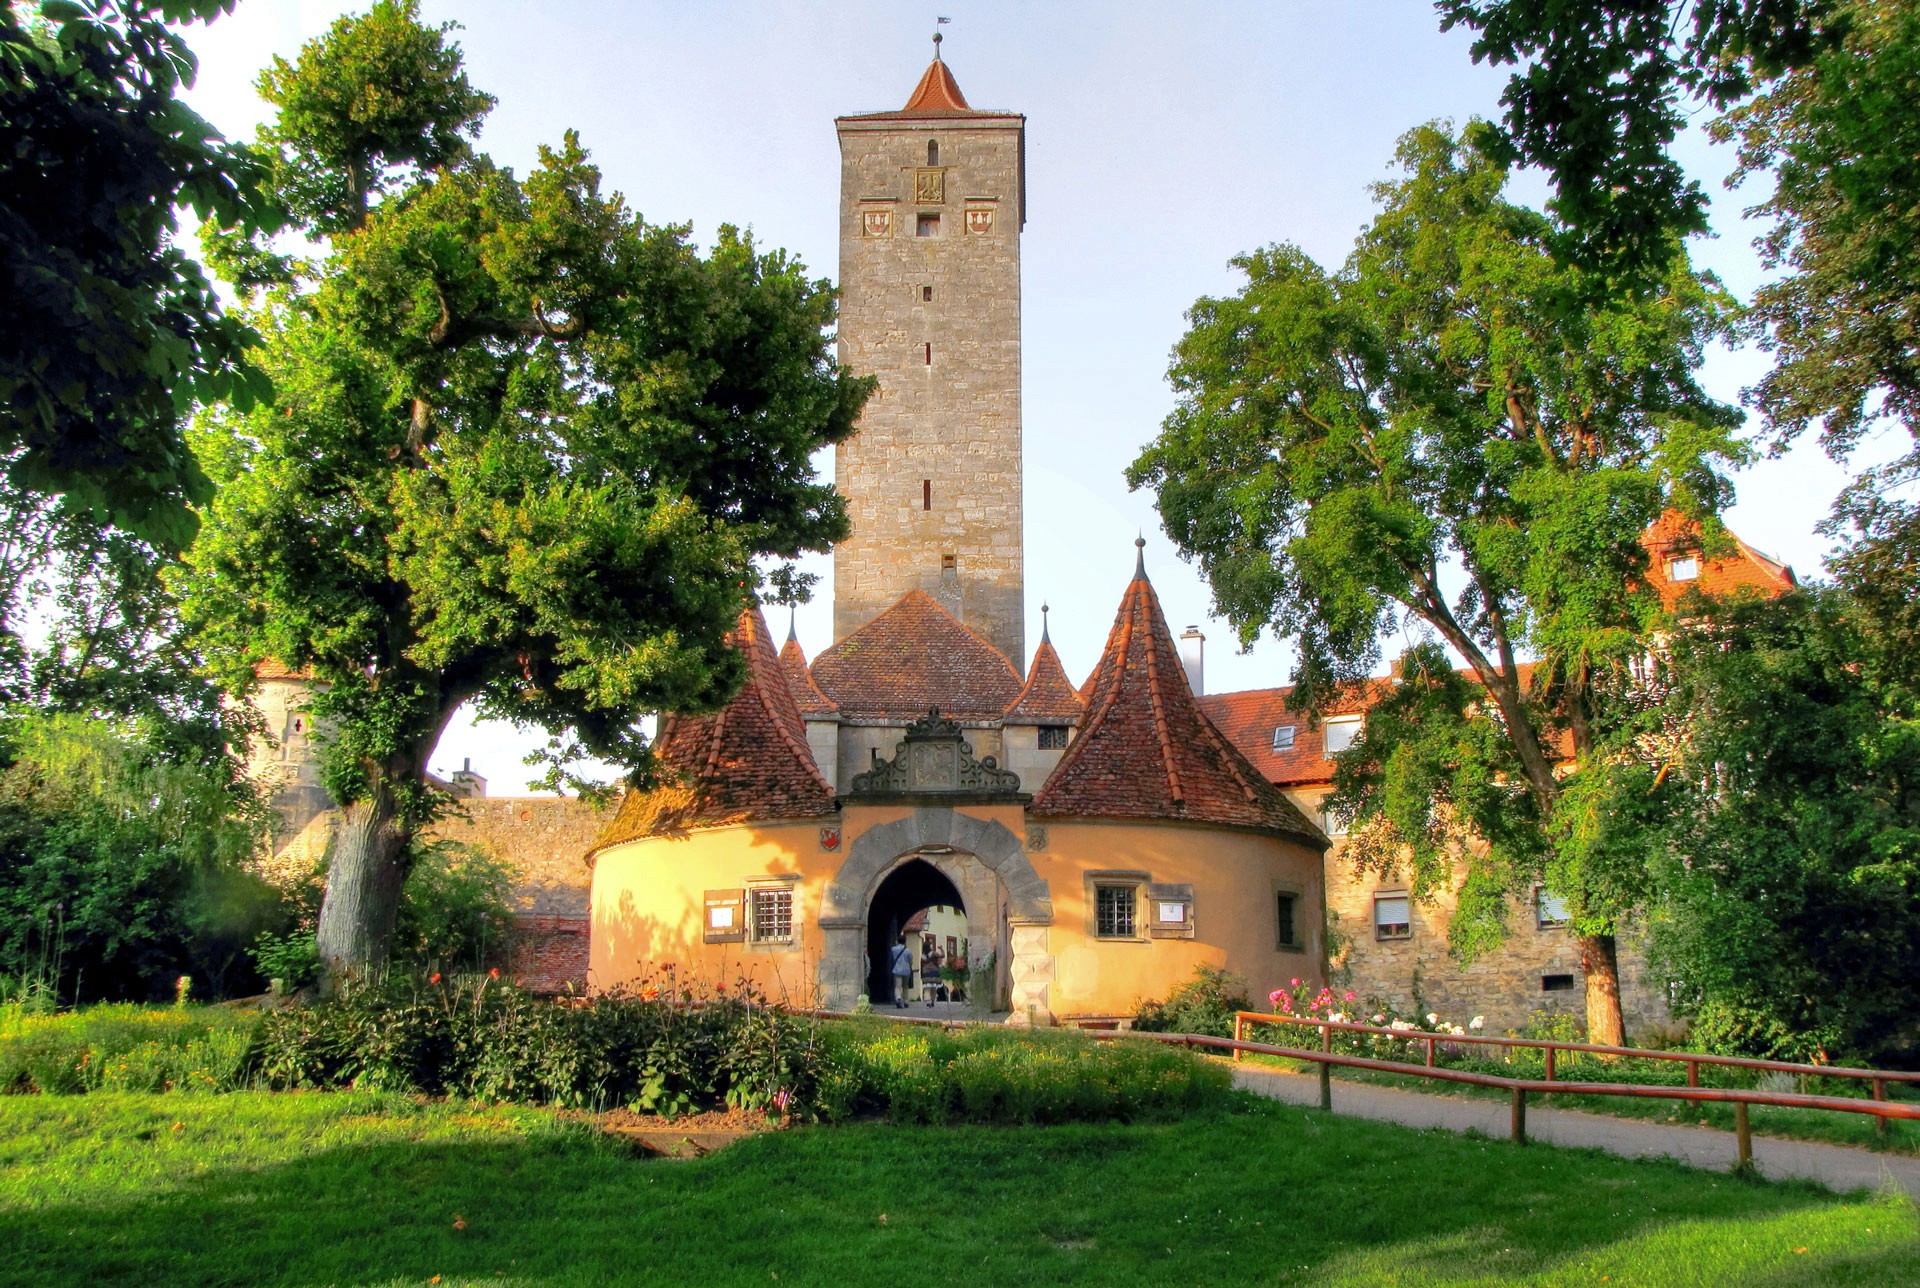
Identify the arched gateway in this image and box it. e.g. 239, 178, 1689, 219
817, 714, 1054, 1016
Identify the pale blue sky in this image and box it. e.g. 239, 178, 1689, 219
179, 2, 1882, 792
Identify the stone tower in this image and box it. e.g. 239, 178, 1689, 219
833, 43, 1026, 664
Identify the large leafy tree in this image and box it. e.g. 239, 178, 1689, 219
1634, 589, 1920, 1064
1129, 124, 1744, 1043
178, 2, 868, 975
0, 0, 275, 552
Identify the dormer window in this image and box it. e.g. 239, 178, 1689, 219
1323, 715, 1362, 755
1668, 555, 1699, 582
1271, 725, 1296, 751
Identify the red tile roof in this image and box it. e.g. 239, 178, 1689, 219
778, 630, 839, 718
811, 590, 1023, 722
1031, 546, 1324, 844
903, 54, 971, 112
1643, 510, 1797, 607
593, 606, 836, 849
1198, 683, 1386, 789
254, 660, 310, 681
1005, 631, 1084, 723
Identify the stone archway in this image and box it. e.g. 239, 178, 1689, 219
817, 807, 1053, 1018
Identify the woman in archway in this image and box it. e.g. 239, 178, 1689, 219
888, 934, 914, 1009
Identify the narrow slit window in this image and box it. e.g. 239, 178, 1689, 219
922, 479, 931, 511
924, 342, 932, 365
1275, 892, 1302, 950
927, 140, 939, 166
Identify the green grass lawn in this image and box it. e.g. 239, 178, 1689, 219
1239, 1051, 1920, 1156
0, 1092, 1913, 1286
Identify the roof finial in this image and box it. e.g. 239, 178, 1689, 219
1041, 601, 1051, 644
1134, 535, 1147, 580
933, 17, 947, 60
786, 602, 797, 643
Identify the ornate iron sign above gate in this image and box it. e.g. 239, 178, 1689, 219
847, 708, 1026, 802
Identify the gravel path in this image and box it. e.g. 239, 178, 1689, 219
1231, 1063, 1920, 1197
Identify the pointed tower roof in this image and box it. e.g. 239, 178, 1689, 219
778, 630, 839, 718
592, 606, 836, 851
1005, 609, 1085, 723
1031, 543, 1325, 844
811, 589, 1022, 721
902, 49, 972, 112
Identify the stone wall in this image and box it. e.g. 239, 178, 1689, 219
1284, 787, 1672, 1037
424, 795, 612, 919
834, 113, 1026, 664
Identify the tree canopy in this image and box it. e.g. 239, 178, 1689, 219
0, 0, 275, 551
1128, 123, 1745, 1042
178, 1, 869, 973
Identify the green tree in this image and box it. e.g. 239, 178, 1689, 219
0, 0, 276, 551
178, 2, 867, 977
1436, 0, 1837, 281
0, 712, 276, 1001
1637, 589, 1920, 1063
1128, 123, 1744, 1043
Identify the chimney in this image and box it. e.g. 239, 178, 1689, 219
1178, 625, 1205, 696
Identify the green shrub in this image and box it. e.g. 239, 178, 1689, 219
1133, 964, 1251, 1038
0, 1001, 261, 1094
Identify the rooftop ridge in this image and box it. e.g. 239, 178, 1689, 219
812, 589, 1022, 721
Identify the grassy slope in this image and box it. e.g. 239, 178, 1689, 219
0, 1092, 1914, 1287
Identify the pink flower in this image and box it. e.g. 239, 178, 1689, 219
1268, 990, 1285, 1005
1343, 991, 1356, 1003
1290, 978, 1301, 988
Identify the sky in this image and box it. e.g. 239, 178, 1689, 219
177, 1, 1886, 793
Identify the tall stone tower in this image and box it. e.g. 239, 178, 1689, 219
833, 42, 1026, 664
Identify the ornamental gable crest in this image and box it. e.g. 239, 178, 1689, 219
848, 708, 1025, 801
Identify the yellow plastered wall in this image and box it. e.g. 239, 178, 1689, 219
1033, 820, 1326, 1016
590, 821, 836, 1007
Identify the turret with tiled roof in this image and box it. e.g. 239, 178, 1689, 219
811, 589, 1022, 722
1032, 542, 1325, 844
1004, 605, 1084, 724
777, 609, 839, 719
592, 606, 835, 851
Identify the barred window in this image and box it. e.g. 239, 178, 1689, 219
1094, 884, 1136, 939
1275, 892, 1302, 950
749, 887, 793, 944
1038, 725, 1069, 750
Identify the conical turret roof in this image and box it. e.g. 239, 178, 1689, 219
1031, 545, 1325, 844
902, 52, 972, 112
1005, 624, 1085, 723
777, 622, 839, 718
592, 606, 836, 851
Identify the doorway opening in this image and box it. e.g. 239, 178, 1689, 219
866, 857, 965, 1005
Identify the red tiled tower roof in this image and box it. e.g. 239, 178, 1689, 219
777, 620, 839, 718
1031, 544, 1324, 844
592, 606, 835, 850
811, 590, 1023, 722
903, 52, 971, 112
1643, 510, 1797, 608
1005, 617, 1084, 723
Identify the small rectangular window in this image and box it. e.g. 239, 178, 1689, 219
1038, 725, 1069, 750
1275, 892, 1302, 951
1094, 885, 1137, 939
922, 285, 933, 301
916, 213, 940, 237
1323, 716, 1362, 755
749, 887, 794, 944
922, 479, 931, 510
940, 552, 956, 572
1535, 886, 1571, 930
1374, 892, 1411, 940
1542, 973, 1577, 992
1319, 804, 1349, 837
1272, 725, 1296, 751
1668, 555, 1700, 582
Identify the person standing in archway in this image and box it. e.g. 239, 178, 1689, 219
920, 936, 943, 1008
888, 934, 914, 1009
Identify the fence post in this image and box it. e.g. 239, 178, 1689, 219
1319, 1024, 1333, 1111
1425, 1036, 1435, 1068
1233, 1014, 1244, 1061
1544, 1047, 1556, 1082
1874, 1080, 1889, 1137
1734, 1102, 1753, 1171
1686, 1059, 1700, 1089
1511, 1088, 1527, 1144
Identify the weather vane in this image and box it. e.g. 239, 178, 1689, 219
934, 15, 948, 57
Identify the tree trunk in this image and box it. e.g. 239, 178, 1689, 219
315, 788, 412, 984
1580, 932, 1626, 1047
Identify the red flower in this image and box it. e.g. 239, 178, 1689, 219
488, 967, 500, 980
429, 972, 442, 985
